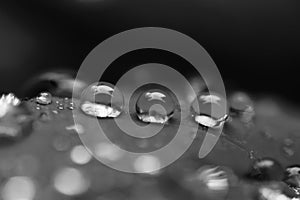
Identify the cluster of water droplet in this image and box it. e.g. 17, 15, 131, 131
78, 82, 231, 128
1, 80, 300, 200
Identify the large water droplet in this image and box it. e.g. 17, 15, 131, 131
136, 89, 176, 124
190, 92, 228, 128
247, 158, 284, 181
80, 82, 124, 118
35, 92, 52, 105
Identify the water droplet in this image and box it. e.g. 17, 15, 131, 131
70, 145, 92, 165
57, 106, 64, 110
67, 106, 74, 110
190, 92, 228, 128
53, 167, 90, 196
284, 165, 300, 195
80, 82, 123, 118
228, 92, 255, 123
1, 176, 36, 200
247, 158, 284, 181
136, 89, 176, 124
52, 110, 58, 114
66, 101, 75, 110
35, 92, 52, 105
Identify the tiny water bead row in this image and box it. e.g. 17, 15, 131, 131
0, 94, 300, 199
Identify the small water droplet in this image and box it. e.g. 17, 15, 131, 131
67, 106, 74, 110
67, 101, 75, 110
80, 82, 124, 118
57, 106, 64, 110
52, 110, 58, 114
35, 92, 52, 105
190, 92, 228, 128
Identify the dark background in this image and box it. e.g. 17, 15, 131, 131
1, 0, 300, 103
